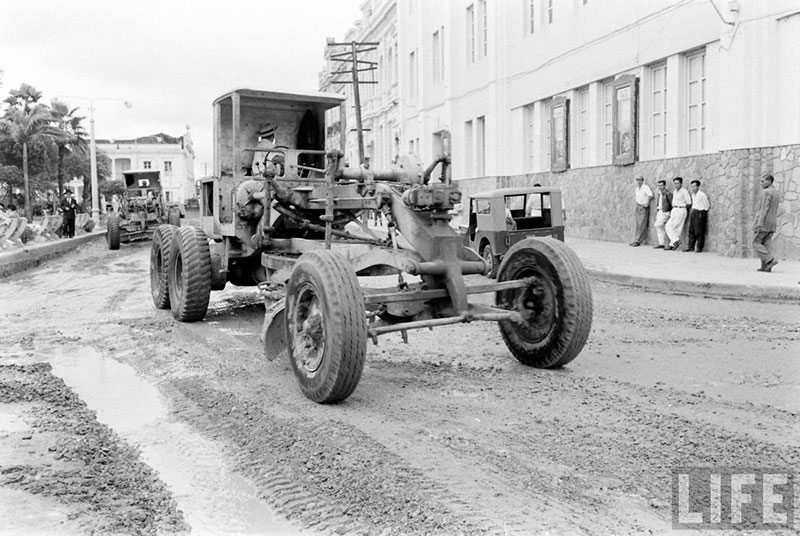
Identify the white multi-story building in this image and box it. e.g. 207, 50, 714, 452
320, 0, 400, 169
322, 0, 800, 258
96, 126, 196, 204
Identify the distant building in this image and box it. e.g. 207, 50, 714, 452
96, 126, 196, 204
321, 0, 800, 258
319, 0, 399, 169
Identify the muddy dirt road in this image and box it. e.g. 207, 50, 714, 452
1, 238, 798, 535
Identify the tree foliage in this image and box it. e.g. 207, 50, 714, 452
50, 99, 88, 199
0, 83, 99, 216
0, 101, 62, 219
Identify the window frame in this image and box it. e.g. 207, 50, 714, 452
550, 96, 569, 172
467, 4, 476, 64
612, 74, 638, 166
686, 49, 706, 153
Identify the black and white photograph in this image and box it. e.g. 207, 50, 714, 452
1, 0, 798, 534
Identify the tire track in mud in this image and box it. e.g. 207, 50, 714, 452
164, 378, 501, 536
357, 361, 800, 527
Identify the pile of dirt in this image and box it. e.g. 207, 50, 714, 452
0, 362, 189, 535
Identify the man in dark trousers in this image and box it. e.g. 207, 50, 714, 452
754, 174, 781, 272
59, 189, 79, 238
630, 176, 653, 246
684, 180, 710, 252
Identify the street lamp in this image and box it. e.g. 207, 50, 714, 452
61, 96, 133, 222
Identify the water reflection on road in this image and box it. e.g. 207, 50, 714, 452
45, 346, 304, 536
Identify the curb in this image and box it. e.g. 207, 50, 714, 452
586, 268, 800, 303
0, 232, 105, 279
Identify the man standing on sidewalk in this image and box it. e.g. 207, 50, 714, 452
652, 180, 672, 249
684, 180, 710, 252
630, 177, 653, 246
754, 174, 781, 272
665, 177, 692, 250
59, 189, 79, 238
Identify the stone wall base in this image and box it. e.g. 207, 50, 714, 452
456, 145, 800, 259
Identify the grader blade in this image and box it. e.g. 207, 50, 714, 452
263, 299, 287, 362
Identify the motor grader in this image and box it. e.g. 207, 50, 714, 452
149, 88, 593, 403
106, 170, 181, 250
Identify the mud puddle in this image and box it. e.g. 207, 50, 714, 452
41, 346, 304, 536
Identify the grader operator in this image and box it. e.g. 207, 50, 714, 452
148, 88, 593, 403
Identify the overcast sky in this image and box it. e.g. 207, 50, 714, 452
0, 0, 362, 177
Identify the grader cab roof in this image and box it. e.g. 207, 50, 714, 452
212, 88, 345, 110
123, 170, 162, 192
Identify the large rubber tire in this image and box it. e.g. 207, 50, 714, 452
481, 242, 499, 279
495, 238, 592, 368
168, 226, 212, 322
150, 224, 178, 309
106, 214, 121, 250
286, 250, 366, 403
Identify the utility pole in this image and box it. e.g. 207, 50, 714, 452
326, 41, 379, 166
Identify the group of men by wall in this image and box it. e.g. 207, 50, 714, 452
630, 174, 781, 272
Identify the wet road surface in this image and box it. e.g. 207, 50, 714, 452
0, 238, 798, 535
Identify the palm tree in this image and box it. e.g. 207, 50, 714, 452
50, 99, 88, 203
0, 104, 61, 220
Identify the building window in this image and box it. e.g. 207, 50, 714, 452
164, 161, 173, 174
165, 191, 171, 202
602, 81, 613, 164
143, 161, 152, 169
465, 120, 474, 176
524, 103, 536, 171
433, 30, 441, 83
387, 47, 394, 86
439, 28, 445, 80
547, 0, 554, 24
650, 62, 667, 157
409, 50, 417, 100
527, 0, 535, 34
687, 50, 706, 152
576, 88, 588, 166
541, 99, 552, 170
551, 97, 569, 172
476, 116, 486, 176
479, 0, 488, 57
467, 4, 475, 64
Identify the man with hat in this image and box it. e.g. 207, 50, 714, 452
59, 188, 79, 238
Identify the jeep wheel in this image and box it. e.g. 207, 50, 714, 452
481, 243, 498, 279
168, 226, 212, 322
286, 250, 366, 403
106, 214, 121, 250
496, 238, 592, 368
150, 225, 177, 309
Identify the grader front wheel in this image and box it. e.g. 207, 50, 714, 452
285, 250, 367, 404
106, 214, 121, 250
150, 224, 178, 309
168, 226, 212, 322
496, 238, 593, 368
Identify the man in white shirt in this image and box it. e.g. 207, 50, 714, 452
630, 176, 653, 246
665, 177, 692, 250
684, 179, 710, 252
652, 180, 672, 249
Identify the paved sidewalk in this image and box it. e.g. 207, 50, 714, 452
567, 236, 800, 302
